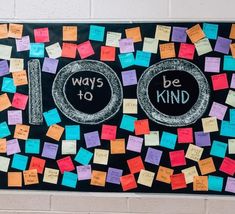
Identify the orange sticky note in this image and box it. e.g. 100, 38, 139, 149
193, 176, 208, 191
120, 174, 137, 191
90, 170, 107, 187
46, 124, 64, 141
8, 23, 23, 39
101, 124, 117, 140
62, 42, 77, 58
57, 156, 75, 174
186, 24, 205, 43
63, 26, 77, 41
23, 169, 39, 185
125, 27, 142, 43
198, 157, 216, 175
34, 27, 49, 43
100, 46, 116, 61
0, 93, 11, 111
8, 172, 22, 187
134, 119, 150, 135
230, 24, 235, 39
156, 166, 174, 184
159, 43, 176, 59
0, 24, 8, 39
12, 70, 28, 86
14, 124, 30, 140
29, 156, 46, 174
110, 139, 125, 154
230, 43, 235, 58
127, 156, 145, 174
0, 139, 6, 153
170, 173, 187, 190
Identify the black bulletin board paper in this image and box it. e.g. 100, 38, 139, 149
0, 22, 235, 195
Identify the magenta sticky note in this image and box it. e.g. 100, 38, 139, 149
204, 57, 220, 73
7, 110, 22, 125
209, 102, 228, 120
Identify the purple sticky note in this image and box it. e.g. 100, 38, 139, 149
119, 38, 134, 53
195, 131, 211, 147
230, 74, 235, 89
16, 36, 30, 52
42, 142, 58, 159
76, 165, 91, 180
204, 57, 220, 73
126, 135, 143, 153
106, 167, 123, 184
7, 110, 22, 125
145, 147, 163, 165
209, 102, 227, 120
214, 36, 232, 54
225, 177, 235, 193
42, 57, 59, 74
84, 131, 101, 148
121, 70, 137, 86
171, 27, 187, 43
7, 139, 21, 155
0, 60, 9, 77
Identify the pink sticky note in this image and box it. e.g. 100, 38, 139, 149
178, 43, 195, 60
12, 93, 28, 110
7, 110, 22, 125
204, 57, 220, 73
209, 102, 228, 120
77, 41, 95, 59
34, 28, 50, 43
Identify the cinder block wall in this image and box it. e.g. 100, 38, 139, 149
0, 0, 235, 213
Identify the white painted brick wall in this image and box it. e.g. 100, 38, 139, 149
0, 0, 235, 213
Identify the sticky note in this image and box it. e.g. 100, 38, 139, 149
220, 157, 235, 176
74, 147, 93, 165
214, 36, 232, 54
9, 58, 24, 73
25, 139, 40, 154
144, 131, 159, 146
169, 150, 186, 167
177, 127, 193, 143
8, 172, 22, 187
106, 167, 123, 184
121, 70, 137, 86
23, 169, 39, 185
0, 122, 10, 138
145, 148, 162, 165
198, 157, 216, 175
41, 142, 58, 159
126, 135, 143, 153
12, 70, 28, 86
182, 166, 199, 184
77, 41, 95, 59
101, 124, 117, 140
204, 57, 220, 73
125, 27, 142, 43
106, 31, 122, 47
0, 93, 11, 112
137, 169, 155, 187
230, 43, 235, 58
29, 43, 44, 58
61, 42, 77, 58
160, 131, 177, 150
120, 174, 137, 191
110, 139, 125, 154
0, 156, 10, 172
90, 170, 107, 187
195, 38, 212, 56
230, 24, 235, 39
46, 124, 64, 141
209, 102, 227, 120
171, 27, 187, 43
0, 60, 9, 76
62, 171, 77, 188
42, 57, 59, 74
11, 154, 28, 170
143, 37, 158, 54
178, 43, 195, 60
34, 27, 49, 43
193, 176, 208, 191
100, 46, 115, 61
223, 55, 235, 71
185, 144, 203, 162
16, 36, 30, 52
118, 53, 135, 69
123, 98, 137, 114
120, 114, 137, 132
225, 177, 235, 193
1, 77, 16, 93
43, 168, 59, 184
156, 166, 174, 184
155, 25, 171, 41
202, 117, 219, 133
135, 50, 151, 67
14, 124, 30, 140
43, 108, 61, 126
186, 24, 205, 43
57, 156, 75, 174
65, 125, 80, 140
0, 44, 12, 60
229, 139, 235, 154
170, 173, 187, 190
211, 73, 228, 91
0, 139, 6, 153
8, 24, 23, 38
63, 26, 77, 41
127, 156, 145, 174
220, 121, 235, 137
46, 42, 62, 59
134, 119, 150, 135
77, 165, 91, 181
84, 131, 101, 148
89, 25, 105, 42
159, 43, 176, 59
0, 24, 8, 39
231, 74, 235, 89
93, 149, 109, 165
203, 23, 218, 40
6, 139, 20, 155
119, 38, 134, 53
29, 156, 45, 174
226, 90, 235, 107
62, 140, 76, 155
208, 175, 223, 192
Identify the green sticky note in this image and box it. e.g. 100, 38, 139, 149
11, 154, 28, 170
25, 139, 40, 154
120, 114, 137, 132
62, 171, 77, 188
208, 175, 223, 192
74, 147, 93, 165
210, 140, 227, 158
65, 125, 80, 140
1, 77, 16, 93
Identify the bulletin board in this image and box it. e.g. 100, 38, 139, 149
0, 22, 235, 195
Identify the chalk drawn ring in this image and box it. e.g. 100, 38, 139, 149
137, 59, 210, 127
52, 60, 123, 124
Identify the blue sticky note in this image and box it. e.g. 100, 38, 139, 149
120, 114, 137, 132
203, 23, 218, 40
43, 108, 61, 126
230, 109, 235, 124
220, 120, 235, 137
89, 25, 105, 42
0, 122, 10, 138
29, 43, 45, 58
1, 77, 16, 93
118, 53, 135, 69
210, 140, 227, 158
65, 125, 80, 140
135, 50, 151, 67
223, 55, 235, 71
25, 139, 40, 154
11, 154, 28, 170
208, 175, 223, 192
74, 147, 93, 165
160, 131, 177, 150
62, 171, 77, 188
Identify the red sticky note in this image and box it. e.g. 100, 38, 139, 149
62, 43, 77, 58
34, 27, 49, 43
57, 156, 75, 174
120, 174, 137, 191
170, 173, 187, 190
101, 124, 117, 140
100, 46, 116, 61
211, 73, 229, 91
177, 127, 193, 143
29, 157, 46, 174
169, 150, 186, 167
12, 93, 28, 110
134, 119, 150, 135
77, 41, 95, 59
127, 156, 145, 174
178, 43, 195, 60
219, 157, 235, 176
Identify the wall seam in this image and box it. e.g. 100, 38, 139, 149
13, 0, 16, 19
168, 0, 172, 18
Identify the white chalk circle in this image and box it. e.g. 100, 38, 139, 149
52, 60, 123, 124
137, 59, 210, 127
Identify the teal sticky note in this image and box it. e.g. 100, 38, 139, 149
65, 125, 80, 140
118, 53, 135, 69
25, 139, 40, 154
120, 114, 137, 132
0, 122, 10, 138
208, 175, 223, 192
11, 154, 28, 170
29, 43, 45, 58
74, 147, 93, 165
135, 50, 151, 67
160, 131, 177, 150
210, 140, 227, 158
43, 108, 61, 126
203, 23, 218, 40
1, 77, 16, 93
89, 25, 105, 42
223, 55, 235, 71
230, 109, 235, 124
62, 171, 77, 188
220, 120, 235, 137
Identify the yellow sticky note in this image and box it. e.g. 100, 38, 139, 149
63, 26, 77, 41
198, 157, 216, 175
226, 90, 235, 107
0, 93, 11, 112
181, 166, 199, 184
123, 99, 137, 114
228, 139, 235, 154
125, 27, 142, 43
0, 44, 12, 60
186, 24, 205, 43
159, 43, 176, 59
137, 169, 155, 187
46, 42, 62, 59
46, 124, 64, 141
62, 140, 77, 155
12, 70, 28, 86
185, 144, 204, 162
10, 58, 24, 73
43, 167, 59, 184
23, 169, 39, 185
144, 131, 159, 146
90, 170, 107, 187
156, 166, 174, 184
110, 139, 125, 154
0, 156, 10, 172
143, 37, 159, 54
195, 38, 212, 56
106, 31, 122, 47
155, 25, 171, 41
8, 172, 22, 187
93, 149, 109, 165
230, 24, 235, 39
8, 23, 23, 39
0, 139, 6, 153
14, 124, 30, 140
193, 176, 208, 191
0, 24, 8, 39
202, 117, 218, 133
